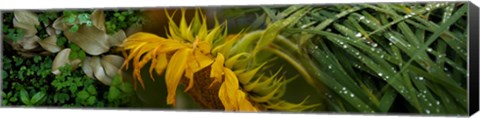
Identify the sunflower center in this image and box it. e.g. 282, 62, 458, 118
180, 66, 225, 110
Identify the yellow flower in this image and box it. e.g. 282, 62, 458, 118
120, 8, 318, 112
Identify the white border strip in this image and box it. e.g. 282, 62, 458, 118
0, 108, 462, 118
0, 0, 471, 10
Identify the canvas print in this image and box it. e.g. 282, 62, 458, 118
1, 2, 470, 116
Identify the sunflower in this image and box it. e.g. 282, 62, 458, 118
119, 8, 318, 112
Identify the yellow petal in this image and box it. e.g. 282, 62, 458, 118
121, 42, 147, 70
237, 90, 258, 112
225, 69, 240, 106
121, 32, 166, 49
155, 53, 168, 75
136, 50, 152, 70
148, 47, 160, 81
165, 48, 191, 106
184, 65, 195, 92
196, 41, 211, 54
187, 53, 200, 72
193, 49, 213, 71
218, 82, 232, 111
210, 53, 225, 85
158, 40, 189, 53
184, 52, 197, 92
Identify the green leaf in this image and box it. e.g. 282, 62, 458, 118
64, 15, 77, 24
2, 70, 7, 79
9, 97, 17, 102
69, 84, 78, 93
77, 14, 90, 23
56, 93, 70, 103
378, 87, 397, 112
77, 90, 90, 100
19, 89, 30, 105
86, 96, 96, 105
118, 16, 125, 22
69, 25, 80, 32
254, 7, 310, 55
119, 82, 134, 93
111, 74, 122, 86
56, 37, 67, 47
107, 87, 121, 101
86, 85, 97, 95
30, 91, 46, 105
78, 51, 87, 60
33, 56, 42, 63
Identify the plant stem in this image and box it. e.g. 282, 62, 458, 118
265, 47, 325, 95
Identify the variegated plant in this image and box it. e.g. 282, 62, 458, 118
4, 10, 142, 86
51, 9, 142, 86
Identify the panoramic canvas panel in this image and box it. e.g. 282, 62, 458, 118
1, 1, 474, 116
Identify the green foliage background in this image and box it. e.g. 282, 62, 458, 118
220, 2, 468, 115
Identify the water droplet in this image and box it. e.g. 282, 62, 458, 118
418, 77, 424, 81
328, 65, 332, 69
343, 45, 348, 49
378, 73, 383, 77
426, 7, 431, 11
355, 33, 362, 37
404, 15, 411, 19
355, 52, 360, 55
380, 55, 384, 58
372, 43, 378, 47
436, 101, 440, 105
301, 25, 308, 29
429, 103, 432, 106
359, 16, 365, 20
425, 109, 431, 114
342, 87, 346, 90
350, 94, 355, 97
